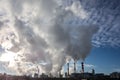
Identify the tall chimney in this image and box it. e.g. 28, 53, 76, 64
67, 63, 69, 76
37, 66, 39, 75
81, 62, 84, 73
74, 60, 76, 73
59, 70, 61, 78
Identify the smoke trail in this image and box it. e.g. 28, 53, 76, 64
0, 0, 98, 76
66, 25, 98, 60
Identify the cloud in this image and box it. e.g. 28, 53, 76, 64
62, 0, 120, 48
77, 63, 95, 68
84, 64, 95, 68
113, 68, 120, 72
0, 0, 99, 76
0, 0, 120, 76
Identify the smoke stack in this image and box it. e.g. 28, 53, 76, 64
67, 63, 69, 76
81, 62, 84, 73
37, 66, 39, 75
74, 60, 76, 73
59, 70, 61, 77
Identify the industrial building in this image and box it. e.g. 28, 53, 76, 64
0, 62, 120, 80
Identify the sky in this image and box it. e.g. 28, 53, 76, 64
0, 0, 120, 76
62, 47, 120, 75
62, 0, 120, 75
85, 47, 120, 74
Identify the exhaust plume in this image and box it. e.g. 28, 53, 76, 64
0, 0, 98, 76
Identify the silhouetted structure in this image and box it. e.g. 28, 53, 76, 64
0, 72, 120, 80
81, 62, 84, 73
92, 69, 95, 75
74, 60, 76, 73
34, 73, 38, 78
110, 72, 120, 78
67, 63, 69, 76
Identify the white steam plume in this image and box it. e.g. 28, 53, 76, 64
0, 0, 98, 76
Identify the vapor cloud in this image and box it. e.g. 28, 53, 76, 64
0, 0, 98, 76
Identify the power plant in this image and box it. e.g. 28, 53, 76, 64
0, 0, 120, 80
0, 61, 120, 80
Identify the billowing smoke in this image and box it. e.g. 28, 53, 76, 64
0, 0, 98, 76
